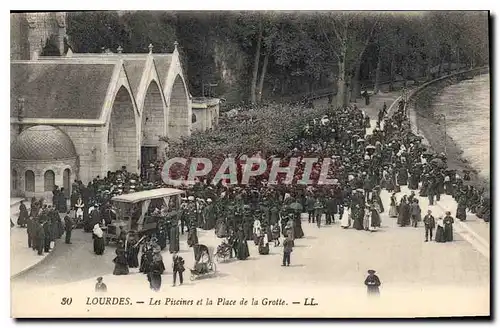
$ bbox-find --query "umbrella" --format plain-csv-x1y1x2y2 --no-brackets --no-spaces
365,145,376,150
288,202,303,212
438,152,447,160
357,138,365,143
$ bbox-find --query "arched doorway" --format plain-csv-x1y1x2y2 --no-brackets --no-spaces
107,86,138,173
11,169,18,191
44,170,55,192
141,81,166,175
25,170,35,193
63,168,71,197
168,74,190,140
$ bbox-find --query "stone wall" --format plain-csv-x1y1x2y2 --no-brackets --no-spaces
11,13,66,60
142,83,166,146
108,89,139,173
192,108,206,131
11,157,77,200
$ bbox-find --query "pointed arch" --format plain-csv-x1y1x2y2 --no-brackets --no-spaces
106,86,138,173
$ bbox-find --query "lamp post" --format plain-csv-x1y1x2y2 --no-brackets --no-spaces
438,114,447,155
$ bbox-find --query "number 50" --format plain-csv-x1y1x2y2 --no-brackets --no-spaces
61,297,73,305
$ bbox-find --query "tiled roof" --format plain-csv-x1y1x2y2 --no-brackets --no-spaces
153,55,173,87
123,59,146,98
11,62,116,119
11,125,77,161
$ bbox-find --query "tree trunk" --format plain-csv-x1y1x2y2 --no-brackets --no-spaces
256,51,269,103
389,52,395,91
250,20,263,104
350,63,361,102
374,53,382,94
336,55,347,108
438,56,445,77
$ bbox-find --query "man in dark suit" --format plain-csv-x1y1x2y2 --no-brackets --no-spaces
282,237,293,267
35,219,45,255
423,210,436,242
64,211,74,244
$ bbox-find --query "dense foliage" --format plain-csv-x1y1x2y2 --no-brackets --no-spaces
164,103,329,160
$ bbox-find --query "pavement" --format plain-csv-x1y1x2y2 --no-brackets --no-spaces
10,92,490,317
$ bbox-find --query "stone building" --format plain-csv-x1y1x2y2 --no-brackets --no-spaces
10,13,219,199
11,12,66,60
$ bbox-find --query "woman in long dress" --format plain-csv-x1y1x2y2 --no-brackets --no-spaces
363,207,371,231
340,208,351,229
435,217,446,243
271,224,281,246
92,223,105,255
372,188,384,213
352,205,364,230
75,197,84,222
152,247,165,274
147,260,163,292
258,233,270,255
364,270,381,296
236,227,249,260
17,201,29,227
126,233,140,268
113,246,129,275
398,196,411,227
293,213,304,239
187,224,198,247
456,201,467,222
169,223,180,253
388,193,398,218
370,205,381,231
253,219,262,246
215,217,228,238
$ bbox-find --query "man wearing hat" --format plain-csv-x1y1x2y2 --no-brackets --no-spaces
364,270,381,296
64,210,74,244
95,277,107,292
443,211,454,242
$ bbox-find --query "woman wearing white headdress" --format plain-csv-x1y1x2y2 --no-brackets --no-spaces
253,218,262,246
363,206,371,231
340,206,351,229
75,196,84,221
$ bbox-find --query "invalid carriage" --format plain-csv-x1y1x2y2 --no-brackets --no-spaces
106,188,186,245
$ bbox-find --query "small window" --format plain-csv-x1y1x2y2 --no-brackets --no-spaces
44,170,55,192
25,170,35,192
192,113,197,123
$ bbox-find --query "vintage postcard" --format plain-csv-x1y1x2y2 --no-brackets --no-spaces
10,10,490,318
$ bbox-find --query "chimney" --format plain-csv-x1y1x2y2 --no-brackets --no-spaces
17,97,25,134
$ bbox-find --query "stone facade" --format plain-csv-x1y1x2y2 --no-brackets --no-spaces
11,12,66,60
192,98,220,131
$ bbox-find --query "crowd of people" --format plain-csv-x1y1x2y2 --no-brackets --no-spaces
14,88,490,289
